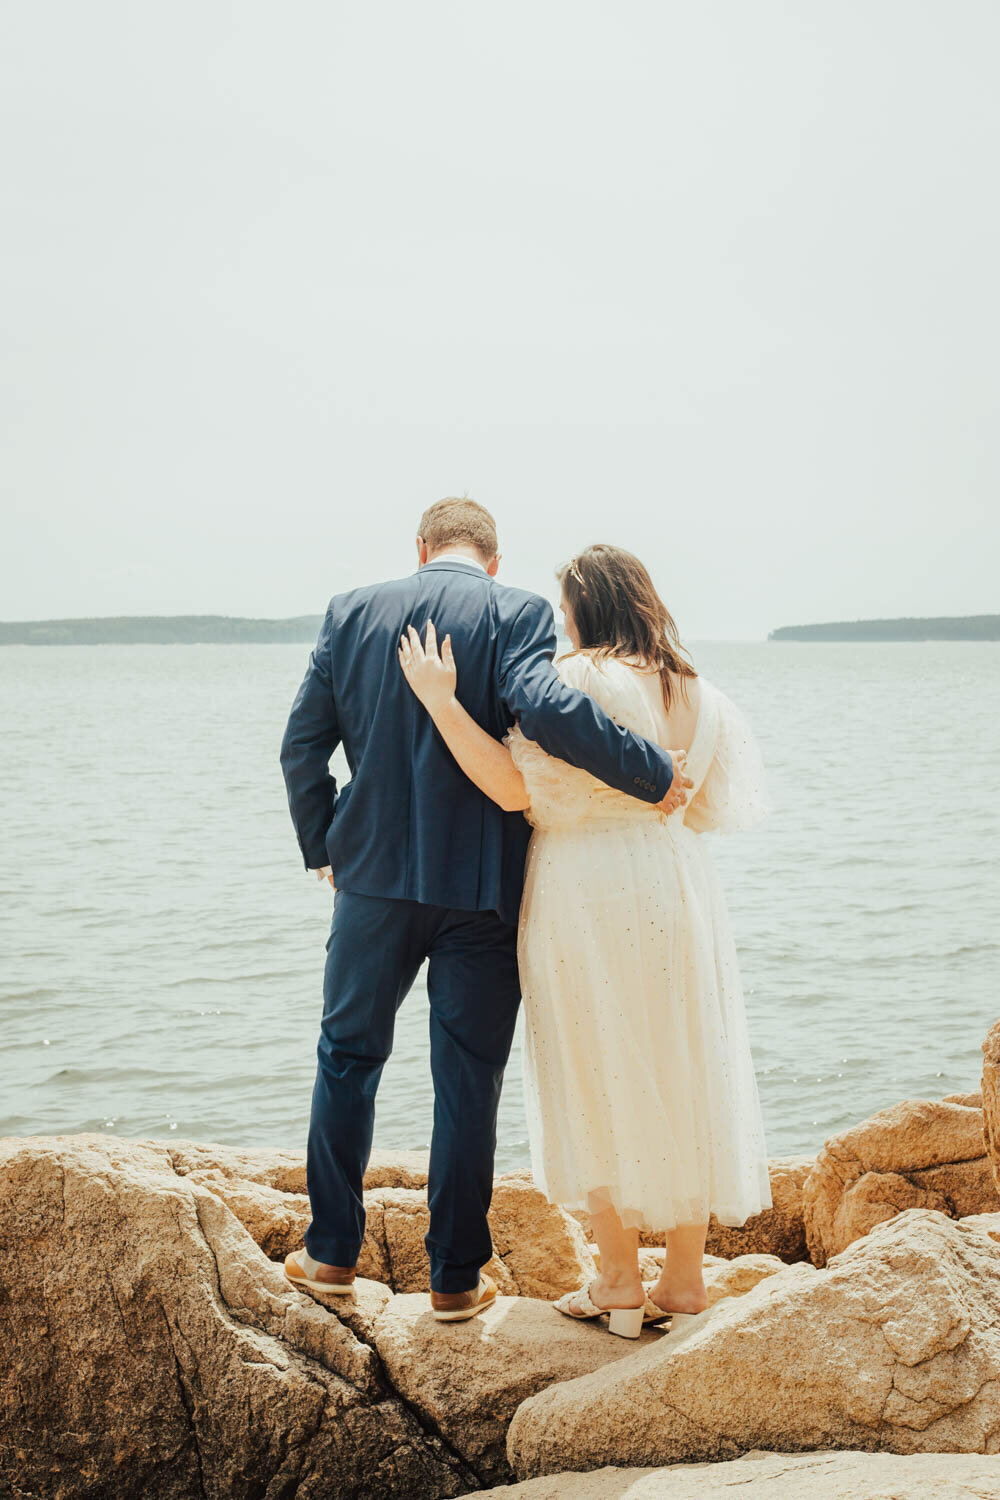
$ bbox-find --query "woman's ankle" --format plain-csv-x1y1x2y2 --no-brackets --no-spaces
659,1269,706,1290
597,1262,641,1288
592,1268,643,1305
649,1274,708,1313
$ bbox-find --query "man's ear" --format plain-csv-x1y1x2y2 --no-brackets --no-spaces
416,536,429,567
486,553,501,578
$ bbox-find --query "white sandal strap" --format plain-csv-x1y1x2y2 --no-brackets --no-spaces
555,1282,603,1318
573,1283,603,1317
643,1293,673,1323
556,1282,653,1322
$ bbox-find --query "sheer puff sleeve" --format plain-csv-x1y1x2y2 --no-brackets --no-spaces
684,686,771,835
504,653,621,830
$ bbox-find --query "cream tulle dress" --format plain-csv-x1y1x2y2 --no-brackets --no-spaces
507,652,772,1232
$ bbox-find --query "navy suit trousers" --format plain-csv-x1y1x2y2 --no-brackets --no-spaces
304,890,521,1292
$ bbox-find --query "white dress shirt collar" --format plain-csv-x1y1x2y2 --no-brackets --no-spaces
426,553,488,573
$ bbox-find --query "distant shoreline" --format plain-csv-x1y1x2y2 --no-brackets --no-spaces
769,615,999,643
0,614,325,645
1,612,997,646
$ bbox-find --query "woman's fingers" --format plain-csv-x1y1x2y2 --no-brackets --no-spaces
406,623,424,660
398,621,455,710
400,621,447,675
401,620,443,660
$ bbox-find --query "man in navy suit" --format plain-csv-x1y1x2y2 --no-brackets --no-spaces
280,498,689,1320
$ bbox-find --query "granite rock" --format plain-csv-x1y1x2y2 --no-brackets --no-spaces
508,1208,1000,1477
0,1135,471,1499
481,1450,1000,1498
802,1095,997,1265
982,1021,1000,1196
370,1292,663,1486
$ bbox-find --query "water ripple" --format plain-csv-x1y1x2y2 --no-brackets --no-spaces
1,639,998,1167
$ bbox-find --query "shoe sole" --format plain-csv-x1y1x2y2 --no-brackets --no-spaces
644,1310,673,1328
284,1270,356,1296
661,1310,703,1331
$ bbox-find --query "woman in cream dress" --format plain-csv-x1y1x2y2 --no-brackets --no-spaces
399,544,771,1338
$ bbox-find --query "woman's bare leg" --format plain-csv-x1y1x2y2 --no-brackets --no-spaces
575,1202,643,1310
648,1222,710,1314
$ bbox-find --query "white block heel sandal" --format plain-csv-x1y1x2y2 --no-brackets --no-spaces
606,1304,646,1339
553,1282,649,1340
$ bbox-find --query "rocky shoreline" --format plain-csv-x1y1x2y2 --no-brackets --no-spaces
3,1018,1000,1498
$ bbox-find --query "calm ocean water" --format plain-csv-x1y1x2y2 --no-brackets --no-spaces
1,641,998,1169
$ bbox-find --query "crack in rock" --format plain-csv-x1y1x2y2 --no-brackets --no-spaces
159,1300,208,1500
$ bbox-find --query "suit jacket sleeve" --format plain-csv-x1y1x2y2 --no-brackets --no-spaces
280,605,341,869
497,596,674,802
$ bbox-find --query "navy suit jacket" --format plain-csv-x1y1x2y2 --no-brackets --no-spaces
280,559,675,925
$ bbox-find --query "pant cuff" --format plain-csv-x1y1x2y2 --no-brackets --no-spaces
304,1230,362,1268
429,1258,487,1295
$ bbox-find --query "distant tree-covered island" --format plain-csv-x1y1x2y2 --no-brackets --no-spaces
5,611,998,646
769,615,1000,642
0,615,325,645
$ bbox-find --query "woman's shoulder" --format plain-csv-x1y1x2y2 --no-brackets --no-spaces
689,676,746,713
556,648,641,678
555,649,642,694
555,647,600,682
695,677,748,719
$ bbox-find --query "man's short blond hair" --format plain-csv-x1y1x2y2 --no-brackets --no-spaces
418,497,498,561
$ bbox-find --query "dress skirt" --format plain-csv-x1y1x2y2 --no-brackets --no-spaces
517,815,772,1231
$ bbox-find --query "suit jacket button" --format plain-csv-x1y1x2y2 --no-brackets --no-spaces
633,776,641,785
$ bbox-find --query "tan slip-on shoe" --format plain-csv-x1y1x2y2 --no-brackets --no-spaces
284,1249,356,1296
430,1273,497,1323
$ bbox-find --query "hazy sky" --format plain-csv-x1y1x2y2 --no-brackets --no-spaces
1,2,997,638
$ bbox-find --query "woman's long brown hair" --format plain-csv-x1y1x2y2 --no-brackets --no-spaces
557,544,697,712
